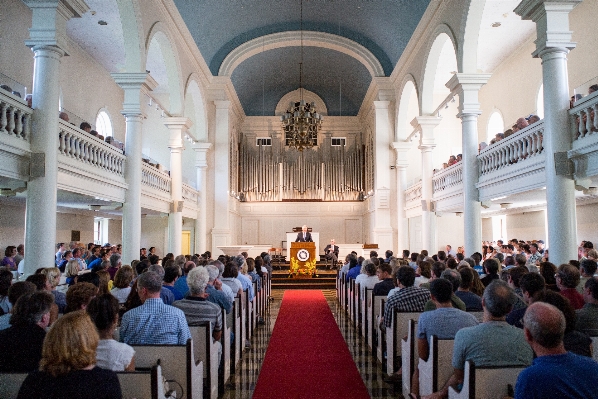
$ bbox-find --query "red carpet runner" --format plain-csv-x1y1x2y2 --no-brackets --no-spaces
252,290,370,399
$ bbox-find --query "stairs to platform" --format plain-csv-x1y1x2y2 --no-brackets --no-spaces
270,263,338,290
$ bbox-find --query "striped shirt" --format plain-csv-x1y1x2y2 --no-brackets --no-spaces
119,298,191,345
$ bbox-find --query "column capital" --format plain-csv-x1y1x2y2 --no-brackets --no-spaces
214,100,231,110
391,141,412,168
514,0,581,56
193,142,212,168
164,117,193,150
23,0,89,54
373,100,391,109
112,72,155,115
447,73,491,117
412,116,441,149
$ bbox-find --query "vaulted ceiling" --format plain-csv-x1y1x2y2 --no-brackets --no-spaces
173,0,431,116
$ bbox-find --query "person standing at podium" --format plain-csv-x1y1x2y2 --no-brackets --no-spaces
295,225,313,242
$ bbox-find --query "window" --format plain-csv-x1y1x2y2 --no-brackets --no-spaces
487,111,504,143
93,217,109,245
331,138,346,146
256,137,272,146
96,110,113,137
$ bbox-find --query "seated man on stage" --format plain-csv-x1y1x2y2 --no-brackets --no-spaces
324,239,339,269
295,225,313,242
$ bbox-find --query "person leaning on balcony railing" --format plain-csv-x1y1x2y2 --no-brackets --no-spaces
80,122,91,133
58,111,69,122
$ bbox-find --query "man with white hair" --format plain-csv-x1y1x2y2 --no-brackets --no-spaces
173,267,222,362
206,265,232,314
209,260,234,303
233,255,254,302
295,225,313,242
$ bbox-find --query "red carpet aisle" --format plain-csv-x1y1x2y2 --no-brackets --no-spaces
252,290,370,399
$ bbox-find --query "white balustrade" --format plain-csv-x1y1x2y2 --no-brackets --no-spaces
570,91,598,141
0,90,31,141
432,162,463,193
477,121,544,176
182,183,199,203
405,181,423,204
142,163,171,193
58,120,125,177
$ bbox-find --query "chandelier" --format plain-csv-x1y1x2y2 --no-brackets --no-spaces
280,0,323,151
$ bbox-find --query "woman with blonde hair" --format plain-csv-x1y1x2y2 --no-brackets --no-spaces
17,311,122,398
41,267,66,313
65,259,80,286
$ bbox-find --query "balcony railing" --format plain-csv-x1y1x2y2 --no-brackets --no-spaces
478,121,544,176
433,162,463,194
182,183,198,203
570,91,598,141
0,90,31,142
142,163,171,194
405,181,423,204
58,120,125,177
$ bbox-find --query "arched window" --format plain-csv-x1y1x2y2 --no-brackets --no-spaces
487,111,504,143
95,110,113,137
536,84,544,119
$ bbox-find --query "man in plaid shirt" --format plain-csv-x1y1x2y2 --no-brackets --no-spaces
382,266,430,328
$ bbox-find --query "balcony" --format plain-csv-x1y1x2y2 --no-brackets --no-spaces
432,162,463,212
569,91,598,181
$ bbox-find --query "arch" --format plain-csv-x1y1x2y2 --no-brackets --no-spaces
95,109,113,137
420,26,459,115
145,22,184,116
395,75,420,141
219,31,385,78
117,0,146,72
486,110,504,143
275,89,328,117
458,0,486,73
184,74,208,141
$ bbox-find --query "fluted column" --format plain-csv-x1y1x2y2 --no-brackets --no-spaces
447,74,491,257
391,142,411,253
516,0,581,266
23,0,87,274
211,101,232,256
193,143,211,254
413,116,442,253
164,117,193,256
112,73,153,265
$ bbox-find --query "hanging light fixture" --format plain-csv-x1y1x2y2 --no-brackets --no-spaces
281,0,323,151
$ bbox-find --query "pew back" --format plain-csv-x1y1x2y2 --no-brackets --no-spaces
387,310,422,375
401,318,417,398
448,360,524,399
419,337,454,395
0,372,27,398
189,323,219,399
117,362,166,399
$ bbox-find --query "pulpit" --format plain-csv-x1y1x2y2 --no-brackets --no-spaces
289,242,317,278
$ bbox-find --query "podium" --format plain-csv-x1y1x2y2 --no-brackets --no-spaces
289,242,317,278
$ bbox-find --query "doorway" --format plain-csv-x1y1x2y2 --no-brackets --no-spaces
181,231,191,256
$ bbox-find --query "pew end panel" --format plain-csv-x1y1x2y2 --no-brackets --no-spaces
448,360,524,399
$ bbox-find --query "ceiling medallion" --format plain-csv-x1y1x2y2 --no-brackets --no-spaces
280,0,323,152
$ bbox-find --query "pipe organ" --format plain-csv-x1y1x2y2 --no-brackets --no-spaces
234,134,374,202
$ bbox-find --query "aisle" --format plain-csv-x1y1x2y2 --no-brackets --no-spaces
252,290,370,399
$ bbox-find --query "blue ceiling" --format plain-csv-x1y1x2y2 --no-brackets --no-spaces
173,0,430,116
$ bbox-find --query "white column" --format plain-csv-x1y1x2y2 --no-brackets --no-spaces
371,100,394,252
391,142,411,253
193,143,211,254
516,0,581,266
22,0,87,274
164,117,192,256
447,74,491,257
414,116,442,253
112,73,152,265
211,100,232,255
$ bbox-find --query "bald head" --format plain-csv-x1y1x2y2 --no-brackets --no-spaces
524,302,565,349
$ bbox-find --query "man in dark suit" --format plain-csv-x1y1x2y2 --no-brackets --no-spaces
295,225,313,242
324,239,339,269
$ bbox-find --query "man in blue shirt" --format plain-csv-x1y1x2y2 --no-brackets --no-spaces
516,302,598,399
119,271,190,345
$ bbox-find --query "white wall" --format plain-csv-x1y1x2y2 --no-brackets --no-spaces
506,210,546,242
436,213,464,252
140,217,168,257
576,203,598,245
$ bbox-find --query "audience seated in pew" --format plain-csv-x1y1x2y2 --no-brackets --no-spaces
0,281,36,331
205,264,232,314
87,294,135,371
421,280,533,399
16,311,123,399
373,263,395,297
514,302,598,399
221,262,244,299
355,260,379,293
174,260,196,297
211,259,235,304
576,276,598,336
0,291,53,372
455,268,482,311
119,271,191,345
423,269,465,311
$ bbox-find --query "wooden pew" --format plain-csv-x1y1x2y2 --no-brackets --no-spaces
355,282,362,332
240,290,247,351
402,318,418,398
348,279,355,322
367,294,386,350
361,287,372,341
376,297,387,363
336,270,341,303
591,336,598,362
189,323,219,399
245,289,253,342
448,360,525,399
132,338,203,399
230,294,242,373
117,362,168,399
219,307,231,393
386,310,422,376
0,372,27,398
419,336,454,396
